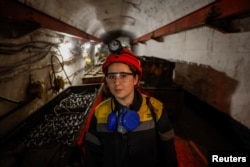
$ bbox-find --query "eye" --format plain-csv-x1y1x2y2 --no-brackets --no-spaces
107,74,115,80
119,74,128,79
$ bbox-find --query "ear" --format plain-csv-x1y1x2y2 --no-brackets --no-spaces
104,77,109,86
133,75,139,85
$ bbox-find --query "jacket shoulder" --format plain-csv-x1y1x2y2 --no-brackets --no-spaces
142,94,163,108
141,94,164,119
95,98,112,119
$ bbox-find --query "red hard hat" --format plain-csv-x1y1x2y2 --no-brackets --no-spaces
102,48,142,78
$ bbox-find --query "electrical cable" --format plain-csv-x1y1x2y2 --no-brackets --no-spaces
0,41,72,86
0,42,56,81
0,96,24,104
0,41,57,54
0,50,51,80
50,54,72,88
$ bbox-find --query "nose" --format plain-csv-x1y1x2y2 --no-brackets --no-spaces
114,76,121,85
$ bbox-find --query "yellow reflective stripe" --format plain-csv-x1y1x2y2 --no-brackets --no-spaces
137,107,153,122
95,98,112,123
144,95,163,120
95,95,164,124
159,129,175,141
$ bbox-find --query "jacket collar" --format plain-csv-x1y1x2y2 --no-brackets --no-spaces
112,89,142,112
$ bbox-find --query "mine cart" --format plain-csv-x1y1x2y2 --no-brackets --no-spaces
0,83,104,167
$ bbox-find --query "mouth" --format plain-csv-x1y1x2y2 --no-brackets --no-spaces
114,88,123,93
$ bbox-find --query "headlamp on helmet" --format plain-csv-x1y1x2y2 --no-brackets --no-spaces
103,39,142,79
108,39,123,55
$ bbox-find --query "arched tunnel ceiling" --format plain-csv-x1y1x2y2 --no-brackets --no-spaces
16,0,214,41
1,0,250,43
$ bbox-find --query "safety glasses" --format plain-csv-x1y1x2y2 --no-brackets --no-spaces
106,72,134,83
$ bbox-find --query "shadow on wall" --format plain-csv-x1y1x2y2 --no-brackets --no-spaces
174,62,238,115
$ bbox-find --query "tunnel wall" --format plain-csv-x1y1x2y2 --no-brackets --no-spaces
136,27,250,129
0,29,91,137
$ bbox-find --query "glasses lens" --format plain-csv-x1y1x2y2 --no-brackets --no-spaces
107,72,133,83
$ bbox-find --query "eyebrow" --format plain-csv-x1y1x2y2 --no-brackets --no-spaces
107,72,133,75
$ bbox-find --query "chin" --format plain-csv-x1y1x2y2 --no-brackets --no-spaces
114,93,125,99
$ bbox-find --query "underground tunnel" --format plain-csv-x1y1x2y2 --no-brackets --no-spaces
0,0,250,166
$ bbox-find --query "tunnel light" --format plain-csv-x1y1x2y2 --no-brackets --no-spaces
85,56,92,66
83,42,91,49
59,42,74,61
95,43,102,49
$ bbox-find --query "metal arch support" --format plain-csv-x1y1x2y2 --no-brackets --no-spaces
132,0,250,44
0,0,102,42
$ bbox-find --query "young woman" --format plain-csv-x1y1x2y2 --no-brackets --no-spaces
84,41,178,167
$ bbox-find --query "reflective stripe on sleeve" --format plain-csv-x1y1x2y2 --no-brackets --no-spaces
159,129,175,141
96,123,109,132
85,132,101,146
134,120,155,132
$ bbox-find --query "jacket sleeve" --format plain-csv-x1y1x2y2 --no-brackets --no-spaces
83,115,103,167
157,107,178,167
